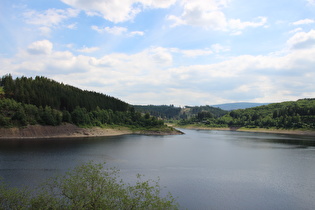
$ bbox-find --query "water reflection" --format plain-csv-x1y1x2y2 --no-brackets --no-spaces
0,130,315,210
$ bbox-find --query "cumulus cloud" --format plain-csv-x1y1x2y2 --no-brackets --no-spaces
144,47,173,66
292,18,315,25
167,0,267,33
167,0,228,30
3,30,315,105
27,40,53,55
287,30,315,50
61,0,176,23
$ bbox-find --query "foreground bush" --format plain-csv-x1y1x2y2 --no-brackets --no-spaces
0,162,179,209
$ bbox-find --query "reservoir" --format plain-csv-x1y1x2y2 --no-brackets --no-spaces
1,129,315,209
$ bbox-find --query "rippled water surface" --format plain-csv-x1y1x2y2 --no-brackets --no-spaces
1,129,315,209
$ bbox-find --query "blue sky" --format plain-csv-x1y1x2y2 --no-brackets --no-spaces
1,0,315,106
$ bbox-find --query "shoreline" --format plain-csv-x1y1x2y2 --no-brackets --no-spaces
0,124,132,140
0,123,183,140
175,125,315,136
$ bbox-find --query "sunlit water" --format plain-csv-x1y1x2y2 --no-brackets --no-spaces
1,129,315,209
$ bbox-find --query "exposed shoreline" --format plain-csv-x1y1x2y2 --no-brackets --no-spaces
0,123,183,140
175,125,315,136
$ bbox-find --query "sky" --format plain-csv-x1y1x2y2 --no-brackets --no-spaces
1,0,315,106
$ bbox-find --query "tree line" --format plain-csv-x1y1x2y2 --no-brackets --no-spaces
134,105,227,120
134,105,182,119
0,75,163,128
179,99,315,129
1,74,128,112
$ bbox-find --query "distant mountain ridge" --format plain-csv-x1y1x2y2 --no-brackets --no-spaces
211,102,270,111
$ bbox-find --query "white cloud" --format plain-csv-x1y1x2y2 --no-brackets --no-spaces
61,0,140,23
289,28,303,34
145,47,173,66
27,40,53,55
229,16,267,30
287,30,315,50
167,0,267,33
292,18,315,25
23,8,79,27
77,46,100,53
140,0,177,8
22,8,79,36
66,23,78,29
91,25,144,36
104,26,128,35
129,31,145,36
167,0,228,30
3,30,315,105
61,0,176,23
170,48,213,57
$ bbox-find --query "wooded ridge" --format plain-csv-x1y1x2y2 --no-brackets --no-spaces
0,75,164,129
178,99,315,130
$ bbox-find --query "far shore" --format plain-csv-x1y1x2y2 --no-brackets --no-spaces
0,123,183,140
174,125,315,136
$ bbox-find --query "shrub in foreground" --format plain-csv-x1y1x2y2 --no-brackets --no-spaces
0,162,179,209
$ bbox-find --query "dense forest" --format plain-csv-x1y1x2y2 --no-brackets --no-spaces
1,74,128,112
211,102,270,111
0,75,163,128
179,99,315,129
134,105,227,120
134,105,182,119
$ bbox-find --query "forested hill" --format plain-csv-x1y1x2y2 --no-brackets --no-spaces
134,105,182,119
1,74,128,112
134,105,228,120
211,102,270,111
0,75,164,128
179,99,315,129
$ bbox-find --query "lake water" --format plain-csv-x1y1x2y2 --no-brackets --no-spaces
1,129,315,209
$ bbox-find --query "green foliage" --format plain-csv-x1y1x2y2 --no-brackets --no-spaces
0,98,63,127
134,105,182,119
0,179,31,209
0,75,166,129
178,99,315,130
0,162,179,209
134,104,227,120
184,105,227,118
0,97,164,129
0,86,4,95
1,74,129,112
